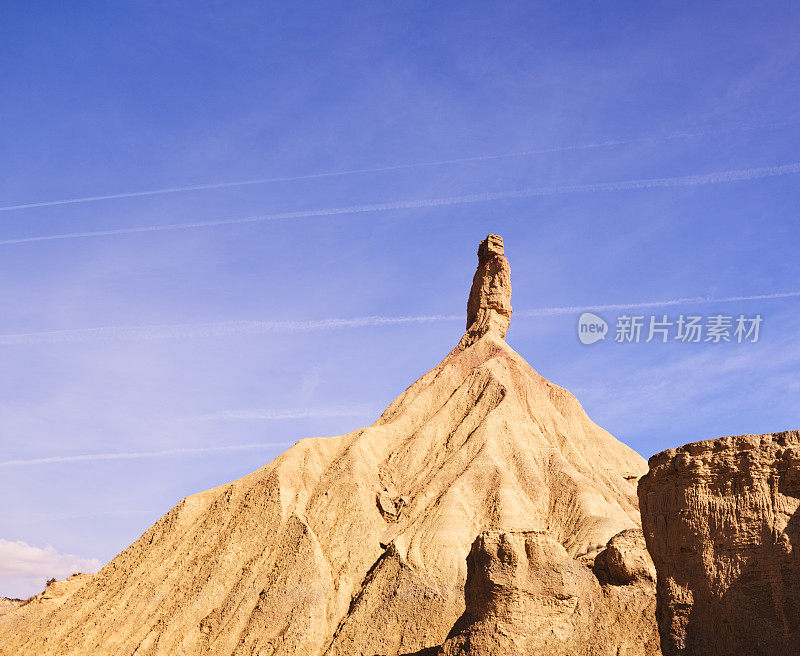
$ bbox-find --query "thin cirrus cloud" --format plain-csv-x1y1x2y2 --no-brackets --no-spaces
1,161,799,247
0,291,798,346
570,337,800,433
0,120,789,214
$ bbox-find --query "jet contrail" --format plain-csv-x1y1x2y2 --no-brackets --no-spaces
2,161,800,247
0,442,294,467
1,119,793,213
1,291,796,346
0,315,461,345
0,140,640,213
518,291,800,316
193,404,380,421
22,509,160,522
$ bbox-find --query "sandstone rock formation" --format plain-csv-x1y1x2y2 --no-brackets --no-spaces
0,235,649,656
436,528,659,656
461,234,512,347
639,430,800,656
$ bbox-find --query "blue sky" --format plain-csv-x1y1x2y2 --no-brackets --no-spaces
1,1,799,597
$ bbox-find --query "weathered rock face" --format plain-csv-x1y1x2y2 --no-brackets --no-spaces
639,430,800,656
436,528,659,656
0,235,649,656
461,234,512,346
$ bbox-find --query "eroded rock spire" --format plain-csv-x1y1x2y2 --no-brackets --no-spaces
461,234,512,346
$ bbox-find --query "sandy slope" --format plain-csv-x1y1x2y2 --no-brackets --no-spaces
0,599,22,618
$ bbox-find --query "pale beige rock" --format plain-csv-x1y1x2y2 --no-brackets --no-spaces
639,430,800,656
436,528,659,656
0,235,648,656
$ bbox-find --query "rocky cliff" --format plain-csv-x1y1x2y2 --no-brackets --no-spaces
639,430,800,656
0,235,649,656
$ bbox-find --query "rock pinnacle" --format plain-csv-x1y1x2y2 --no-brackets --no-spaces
462,234,512,346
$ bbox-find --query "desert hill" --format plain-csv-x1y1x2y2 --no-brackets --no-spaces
0,235,648,656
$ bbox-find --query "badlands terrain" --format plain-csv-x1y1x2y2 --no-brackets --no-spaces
1,235,796,655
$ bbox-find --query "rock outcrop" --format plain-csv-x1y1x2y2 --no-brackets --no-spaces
460,234,512,347
0,235,649,656
436,528,659,655
639,430,800,656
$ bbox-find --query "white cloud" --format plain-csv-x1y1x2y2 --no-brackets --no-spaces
0,538,102,599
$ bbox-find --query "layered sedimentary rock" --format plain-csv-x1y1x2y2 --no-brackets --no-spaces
639,430,800,656
0,235,649,656
436,528,659,656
